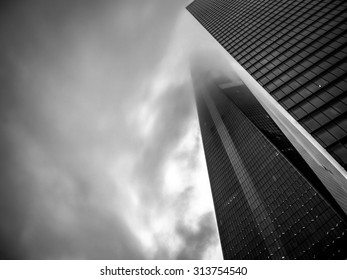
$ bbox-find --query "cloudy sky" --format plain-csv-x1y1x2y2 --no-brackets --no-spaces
0,0,236,259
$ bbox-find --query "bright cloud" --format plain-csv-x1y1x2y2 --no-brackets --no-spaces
0,0,224,260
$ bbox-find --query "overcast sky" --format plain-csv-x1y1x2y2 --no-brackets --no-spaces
0,0,236,259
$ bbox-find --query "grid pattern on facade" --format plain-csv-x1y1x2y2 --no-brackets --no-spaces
221,84,347,220
193,72,347,259
195,93,269,259
187,0,347,170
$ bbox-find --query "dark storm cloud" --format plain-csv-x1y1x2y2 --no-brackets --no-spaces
0,0,221,259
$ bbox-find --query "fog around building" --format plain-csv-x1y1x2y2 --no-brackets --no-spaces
0,0,239,259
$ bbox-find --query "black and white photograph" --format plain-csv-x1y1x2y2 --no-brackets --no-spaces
1,0,346,272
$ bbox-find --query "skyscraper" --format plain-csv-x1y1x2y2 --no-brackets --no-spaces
187,0,347,259
191,63,347,259
187,0,347,215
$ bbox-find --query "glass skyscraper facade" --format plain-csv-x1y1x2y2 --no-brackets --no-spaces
191,67,347,259
187,0,347,170
187,0,347,259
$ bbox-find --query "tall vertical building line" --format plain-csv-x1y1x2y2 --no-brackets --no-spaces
191,65,347,259
201,78,287,258
187,0,347,216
